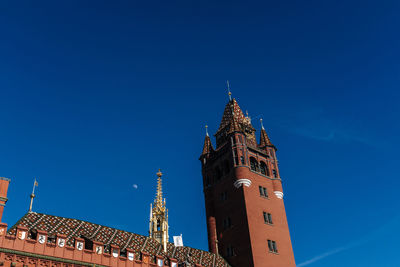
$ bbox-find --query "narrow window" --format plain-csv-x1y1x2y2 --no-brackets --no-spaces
273,169,278,178
220,191,228,201
233,149,239,165
259,186,268,198
263,187,268,198
268,240,278,253
263,212,273,224
260,162,267,175
240,156,245,164
223,217,232,230
250,157,259,172
226,245,235,257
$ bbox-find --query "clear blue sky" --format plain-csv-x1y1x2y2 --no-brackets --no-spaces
1,1,399,266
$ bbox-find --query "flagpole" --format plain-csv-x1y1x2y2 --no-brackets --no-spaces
29,178,38,212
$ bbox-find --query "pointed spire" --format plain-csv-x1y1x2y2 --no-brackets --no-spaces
149,169,169,251
202,125,214,155
259,118,273,147
155,169,164,208
217,98,252,134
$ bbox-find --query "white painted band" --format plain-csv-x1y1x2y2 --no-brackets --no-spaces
274,191,284,199
234,179,252,188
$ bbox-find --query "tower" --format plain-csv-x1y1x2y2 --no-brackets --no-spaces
149,169,169,252
199,97,296,267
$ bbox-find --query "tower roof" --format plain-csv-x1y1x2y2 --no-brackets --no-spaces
259,127,274,147
216,99,253,135
201,135,214,155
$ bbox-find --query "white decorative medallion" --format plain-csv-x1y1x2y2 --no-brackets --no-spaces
38,234,46,244
128,252,134,261
234,179,252,188
18,231,26,240
58,238,66,247
274,191,284,199
112,248,119,258
157,259,163,266
171,263,177,267
76,241,84,251
96,246,103,255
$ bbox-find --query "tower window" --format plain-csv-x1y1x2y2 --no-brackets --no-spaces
220,191,228,202
260,161,269,176
263,212,273,224
223,217,232,230
272,169,278,178
226,245,235,257
259,186,268,198
250,157,259,172
240,156,245,165
233,149,239,166
268,240,278,253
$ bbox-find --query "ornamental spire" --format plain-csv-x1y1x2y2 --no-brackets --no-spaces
202,125,214,155
149,169,169,252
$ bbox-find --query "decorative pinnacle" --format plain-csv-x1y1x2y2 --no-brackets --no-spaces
205,125,209,136
260,118,265,130
155,169,164,208
227,80,232,101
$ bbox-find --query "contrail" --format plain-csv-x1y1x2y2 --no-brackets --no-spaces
296,216,399,267
296,244,355,267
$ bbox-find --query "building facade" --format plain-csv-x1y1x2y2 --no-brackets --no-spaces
0,175,230,267
200,98,296,267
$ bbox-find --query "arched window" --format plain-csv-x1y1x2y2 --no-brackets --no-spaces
250,157,259,172
260,161,269,176
260,161,266,175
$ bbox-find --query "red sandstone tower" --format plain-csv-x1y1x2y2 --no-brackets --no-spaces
200,97,296,267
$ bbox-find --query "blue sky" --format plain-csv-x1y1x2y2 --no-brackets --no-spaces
1,1,399,266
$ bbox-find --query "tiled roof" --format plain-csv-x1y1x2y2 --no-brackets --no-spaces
201,135,214,155
8,212,230,267
259,128,274,148
216,99,254,135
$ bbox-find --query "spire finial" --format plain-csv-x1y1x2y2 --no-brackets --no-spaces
29,178,38,212
227,80,232,101
260,118,265,130
205,125,209,136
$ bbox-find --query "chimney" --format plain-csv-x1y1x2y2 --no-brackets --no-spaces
0,177,11,222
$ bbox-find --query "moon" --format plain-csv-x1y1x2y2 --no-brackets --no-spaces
132,184,138,189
